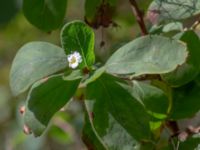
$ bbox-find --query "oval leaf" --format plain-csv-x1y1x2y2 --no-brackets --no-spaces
85,74,151,149
106,35,188,76
23,0,67,31
61,21,95,68
162,31,200,87
24,74,80,136
10,42,68,96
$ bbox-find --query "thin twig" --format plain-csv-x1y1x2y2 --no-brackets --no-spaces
129,0,148,35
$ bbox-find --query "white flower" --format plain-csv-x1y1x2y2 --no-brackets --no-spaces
67,51,82,69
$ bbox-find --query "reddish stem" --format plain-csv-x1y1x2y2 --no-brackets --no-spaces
129,0,148,35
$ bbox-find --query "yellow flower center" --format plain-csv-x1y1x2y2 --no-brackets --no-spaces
70,56,77,64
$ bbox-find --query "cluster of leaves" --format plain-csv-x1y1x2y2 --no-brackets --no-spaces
10,0,200,149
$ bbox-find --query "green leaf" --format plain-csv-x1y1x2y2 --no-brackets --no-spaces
61,21,95,68
85,74,151,149
63,69,83,81
24,74,80,136
10,42,68,96
149,25,164,34
170,81,200,120
121,81,168,137
162,22,183,33
23,0,67,31
162,30,200,87
106,35,188,76
148,0,200,24
82,113,106,150
49,125,72,144
149,22,183,35
83,66,105,85
162,63,198,87
131,81,169,116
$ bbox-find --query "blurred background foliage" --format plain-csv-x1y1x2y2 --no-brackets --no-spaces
0,0,152,149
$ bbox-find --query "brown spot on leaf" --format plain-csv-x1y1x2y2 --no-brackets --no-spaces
19,106,25,115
